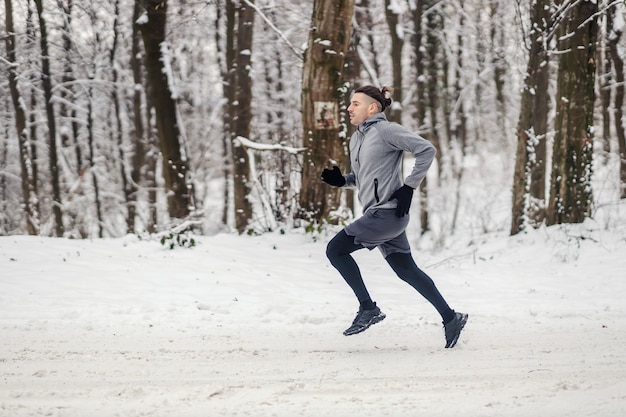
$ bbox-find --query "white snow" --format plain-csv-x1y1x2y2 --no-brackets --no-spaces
1,210,626,416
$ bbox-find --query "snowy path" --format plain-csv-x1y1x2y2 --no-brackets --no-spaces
1,229,625,416
2,319,625,417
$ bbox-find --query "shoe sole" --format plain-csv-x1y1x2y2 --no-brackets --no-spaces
343,313,386,336
445,313,468,348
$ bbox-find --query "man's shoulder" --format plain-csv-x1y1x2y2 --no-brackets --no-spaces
370,119,413,138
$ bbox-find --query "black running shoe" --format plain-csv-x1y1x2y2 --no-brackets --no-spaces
444,312,468,348
343,305,386,336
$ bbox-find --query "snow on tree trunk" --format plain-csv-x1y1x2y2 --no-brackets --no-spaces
299,0,354,223
607,2,626,199
547,0,598,226
138,0,194,220
34,0,64,237
231,0,255,234
5,0,38,235
511,0,552,235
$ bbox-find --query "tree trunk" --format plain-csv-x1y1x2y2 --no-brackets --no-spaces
413,0,443,234
510,0,552,235
34,0,64,237
299,0,355,223
86,86,104,238
384,0,403,123
110,0,132,233
231,0,255,233
57,0,82,174
547,0,598,225
26,1,41,214
490,1,507,127
450,0,468,235
607,3,626,199
128,0,146,233
216,0,235,227
300,0,354,222
412,0,428,233
138,0,194,220
425,4,443,168
5,0,38,234
600,7,613,157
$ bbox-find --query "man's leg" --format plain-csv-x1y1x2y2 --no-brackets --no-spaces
385,251,455,324
326,230,385,335
326,230,371,303
386,251,468,348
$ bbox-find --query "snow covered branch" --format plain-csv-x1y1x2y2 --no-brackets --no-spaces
234,136,305,155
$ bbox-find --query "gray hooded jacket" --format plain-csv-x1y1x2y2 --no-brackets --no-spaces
343,112,436,213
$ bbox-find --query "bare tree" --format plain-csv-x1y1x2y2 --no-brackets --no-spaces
547,0,598,225
137,0,194,220
231,0,255,233
511,0,553,235
599,1,613,157
450,0,468,235
384,0,403,123
216,0,235,227
490,1,507,128
34,0,64,236
606,2,626,198
127,0,146,232
57,0,82,173
299,0,355,223
411,0,444,234
109,0,134,233
5,0,38,234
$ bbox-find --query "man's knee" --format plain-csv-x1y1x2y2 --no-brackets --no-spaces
325,240,336,260
326,230,352,260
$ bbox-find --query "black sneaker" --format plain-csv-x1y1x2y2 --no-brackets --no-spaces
343,305,386,336
444,312,468,348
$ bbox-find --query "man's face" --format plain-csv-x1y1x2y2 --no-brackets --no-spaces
347,92,377,126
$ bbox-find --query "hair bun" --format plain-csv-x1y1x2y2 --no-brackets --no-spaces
381,86,393,110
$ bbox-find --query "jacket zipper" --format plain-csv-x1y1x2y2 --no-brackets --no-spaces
374,178,380,203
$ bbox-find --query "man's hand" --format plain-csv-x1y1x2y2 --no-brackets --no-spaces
321,166,346,187
389,184,414,217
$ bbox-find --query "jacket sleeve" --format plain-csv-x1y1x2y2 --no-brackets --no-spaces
384,124,436,189
344,172,357,188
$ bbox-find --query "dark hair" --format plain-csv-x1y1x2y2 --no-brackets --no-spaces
354,85,393,112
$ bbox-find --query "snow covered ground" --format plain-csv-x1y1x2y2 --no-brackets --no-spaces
1,212,626,417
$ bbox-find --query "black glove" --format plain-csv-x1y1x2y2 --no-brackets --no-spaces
321,166,346,187
389,184,414,217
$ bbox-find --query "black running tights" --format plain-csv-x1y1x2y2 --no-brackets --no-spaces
326,230,454,323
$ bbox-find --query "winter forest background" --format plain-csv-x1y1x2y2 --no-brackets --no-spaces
2,0,625,243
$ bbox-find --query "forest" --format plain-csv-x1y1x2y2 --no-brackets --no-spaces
1,0,625,242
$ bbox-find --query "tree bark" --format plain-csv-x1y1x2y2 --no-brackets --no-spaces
450,0,468,235
607,3,626,199
231,0,255,233
34,0,64,236
5,0,38,234
216,0,235,227
110,0,132,233
86,86,104,238
384,0,403,123
129,0,146,233
412,0,428,233
510,0,552,235
138,0,194,220
600,7,613,157
547,0,598,225
299,0,355,223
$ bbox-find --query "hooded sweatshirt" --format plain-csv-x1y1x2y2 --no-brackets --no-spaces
343,112,436,213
